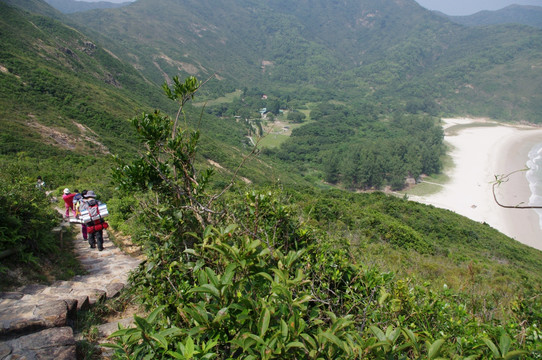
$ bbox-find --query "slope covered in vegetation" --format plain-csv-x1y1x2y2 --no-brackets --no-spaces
1,1,542,357
102,78,542,358
67,0,542,123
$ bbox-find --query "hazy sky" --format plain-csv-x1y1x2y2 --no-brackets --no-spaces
415,0,542,15
80,0,542,15
81,0,135,3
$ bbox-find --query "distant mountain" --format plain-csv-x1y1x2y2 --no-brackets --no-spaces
43,0,132,14
67,0,542,123
444,5,542,29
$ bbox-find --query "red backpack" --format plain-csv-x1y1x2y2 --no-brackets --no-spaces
86,201,109,233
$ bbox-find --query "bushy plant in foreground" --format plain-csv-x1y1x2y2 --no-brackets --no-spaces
106,76,541,359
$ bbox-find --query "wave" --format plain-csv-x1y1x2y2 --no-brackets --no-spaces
526,143,542,228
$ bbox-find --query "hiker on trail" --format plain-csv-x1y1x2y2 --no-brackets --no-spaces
74,190,88,241
36,176,45,190
79,190,108,251
62,188,76,218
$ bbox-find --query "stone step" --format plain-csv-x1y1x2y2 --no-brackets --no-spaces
0,326,75,359
0,300,71,337
49,280,124,300
0,216,143,353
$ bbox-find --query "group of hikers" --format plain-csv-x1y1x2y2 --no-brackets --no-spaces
62,188,108,251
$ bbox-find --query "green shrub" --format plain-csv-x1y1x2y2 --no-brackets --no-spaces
0,160,58,263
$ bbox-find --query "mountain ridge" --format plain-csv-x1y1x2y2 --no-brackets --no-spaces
43,0,132,14
443,4,542,29
64,0,542,122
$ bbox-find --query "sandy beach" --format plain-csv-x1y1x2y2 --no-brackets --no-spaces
410,118,542,251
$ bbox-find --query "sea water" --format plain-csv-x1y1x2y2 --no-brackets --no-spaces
526,143,542,228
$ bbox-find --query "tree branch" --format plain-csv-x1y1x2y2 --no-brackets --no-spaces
492,168,542,209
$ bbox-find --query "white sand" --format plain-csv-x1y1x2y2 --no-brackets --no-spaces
410,118,542,251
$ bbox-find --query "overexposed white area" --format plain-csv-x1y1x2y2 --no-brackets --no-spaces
411,118,542,250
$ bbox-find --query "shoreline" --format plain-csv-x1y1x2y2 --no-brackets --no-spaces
410,118,542,251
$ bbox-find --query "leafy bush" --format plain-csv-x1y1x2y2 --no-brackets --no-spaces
106,76,542,359
0,160,59,264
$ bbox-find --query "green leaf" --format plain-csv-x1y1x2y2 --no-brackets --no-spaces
299,334,317,351
259,248,271,257
205,268,220,288
319,331,344,348
224,224,237,235
151,333,168,349
281,319,289,339
386,326,400,343
108,328,140,339
165,351,185,359
201,353,217,360
427,339,444,359
257,272,274,283
159,327,183,338
378,289,390,306
483,338,501,358
189,284,220,298
203,225,214,239
499,332,511,356
286,341,306,350
184,336,195,358
248,239,261,251
221,263,237,286
134,315,151,332
292,294,312,306
148,306,166,323
247,333,266,346
259,308,271,338
213,307,229,323
503,350,529,360
370,326,387,342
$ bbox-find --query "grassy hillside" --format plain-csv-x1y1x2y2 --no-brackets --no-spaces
0,1,305,190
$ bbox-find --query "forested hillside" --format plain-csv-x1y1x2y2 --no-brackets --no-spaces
65,0,542,123
2,1,542,357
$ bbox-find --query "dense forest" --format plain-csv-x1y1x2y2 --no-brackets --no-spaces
275,104,444,190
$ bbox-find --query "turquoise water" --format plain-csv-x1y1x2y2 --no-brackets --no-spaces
526,143,542,228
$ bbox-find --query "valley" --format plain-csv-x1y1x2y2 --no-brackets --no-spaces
1,0,542,358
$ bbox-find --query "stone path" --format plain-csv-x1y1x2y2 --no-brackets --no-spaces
0,218,142,359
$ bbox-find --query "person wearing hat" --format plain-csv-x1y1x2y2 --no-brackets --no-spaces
79,190,106,251
62,188,76,218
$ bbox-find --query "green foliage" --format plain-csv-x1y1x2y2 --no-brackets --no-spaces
106,76,542,359
0,159,59,261
287,110,306,123
277,104,444,190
